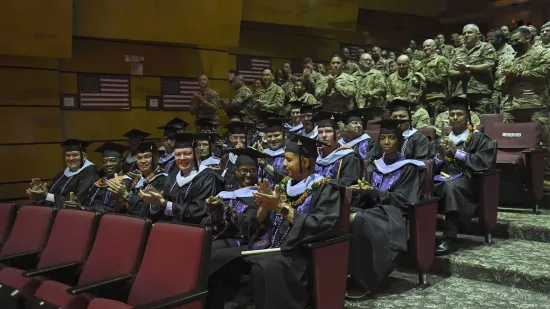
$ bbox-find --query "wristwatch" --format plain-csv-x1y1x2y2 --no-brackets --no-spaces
466,64,471,71
279,205,290,216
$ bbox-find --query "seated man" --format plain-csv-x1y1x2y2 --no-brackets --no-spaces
140,133,224,224
208,133,341,309
157,117,189,174
205,148,268,250
196,133,222,173
431,97,495,255
284,100,304,134
338,107,382,160
389,98,431,159
346,119,426,298
221,121,252,189
258,116,288,187
314,111,363,186
122,129,151,174
300,103,318,139
68,142,132,214
26,139,97,208
434,109,481,136
195,118,223,158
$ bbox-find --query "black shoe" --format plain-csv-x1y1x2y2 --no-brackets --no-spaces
435,239,457,256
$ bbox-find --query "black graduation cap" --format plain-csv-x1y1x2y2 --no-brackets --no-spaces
312,110,346,129
444,96,472,111
224,121,253,135
300,103,318,114
136,141,158,154
123,129,151,140
194,118,217,131
284,131,328,173
94,142,128,158
388,98,417,113
224,147,269,166
353,107,385,127
157,117,189,137
194,132,219,143
171,133,198,149
372,119,409,136
288,100,303,110
263,112,290,133
60,139,92,152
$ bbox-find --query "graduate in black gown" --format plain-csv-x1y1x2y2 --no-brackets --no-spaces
207,133,341,309
205,148,268,250
121,129,151,174
196,133,222,173
257,115,288,187
388,98,431,160
196,118,223,158
221,121,252,189
338,107,382,160
26,139,98,209
300,104,318,139
65,142,132,214
314,110,363,186
157,117,189,174
345,119,426,298
283,100,304,135
120,142,167,218
430,97,495,255
140,133,224,224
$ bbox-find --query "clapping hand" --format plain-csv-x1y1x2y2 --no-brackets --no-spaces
26,178,48,201
127,170,141,179
107,177,129,198
327,75,335,89
303,68,310,80
138,187,165,206
253,179,281,212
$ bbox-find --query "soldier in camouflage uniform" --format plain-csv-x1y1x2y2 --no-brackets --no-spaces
539,22,550,48
341,48,360,75
315,54,357,112
409,40,425,61
417,39,449,117
289,78,318,107
221,75,255,123
276,69,294,100
449,24,496,114
405,88,431,129
190,74,221,126
437,34,454,60
386,55,417,102
254,68,287,118
499,27,550,187
372,46,388,74
405,48,421,72
302,57,323,95
434,110,481,136
353,53,386,108
488,29,516,109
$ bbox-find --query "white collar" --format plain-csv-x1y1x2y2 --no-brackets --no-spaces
158,152,174,164
125,154,137,164
316,147,355,166
303,126,318,139
228,152,238,164
402,127,417,140
338,133,370,147
289,123,303,132
263,148,285,157
286,174,326,197
217,187,257,199
374,155,425,174
176,165,207,187
64,160,95,177
200,156,220,167
448,128,478,145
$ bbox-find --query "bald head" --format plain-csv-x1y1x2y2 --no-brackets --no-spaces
396,55,410,76
397,55,410,63
231,75,244,89
423,39,437,57
358,53,373,71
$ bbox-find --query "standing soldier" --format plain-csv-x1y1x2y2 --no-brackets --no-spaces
190,74,221,126
315,54,357,112
221,75,255,123
341,47,360,75
417,39,449,117
353,53,386,108
253,68,287,118
386,55,416,102
437,34,454,60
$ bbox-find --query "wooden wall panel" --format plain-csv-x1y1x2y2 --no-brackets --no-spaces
0,68,60,106
0,55,58,70
0,0,72,58
358,0,441,17
0,108,62,144
0,144,63,183
73,0,242,47
131,76,161,108
0,183,32,201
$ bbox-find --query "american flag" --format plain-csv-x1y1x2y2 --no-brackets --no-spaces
161,78,200,110
78,75,130,109
237,56,271,83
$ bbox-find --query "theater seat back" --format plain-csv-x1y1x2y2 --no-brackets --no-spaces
0,203,17,248
77,215,150,287
493,122,541,150
36,209,99,269
0,206,56,258
417,128,436,142
127,223,211,307
480,114,504,140
420,160,433,200
366,120,380,131
365,129,379,143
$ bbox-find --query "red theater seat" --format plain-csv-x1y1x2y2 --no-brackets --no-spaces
0,203,17,251
26,214,151,309
86,222,211,309
473,140,500,243
417,127,436,142
480,114,504,139
0,209,99,308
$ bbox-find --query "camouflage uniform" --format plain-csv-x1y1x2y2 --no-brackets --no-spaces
290,92,318,107
449,41,496,114
386,70,415,102
499,44,550,179
374,59,388,75
280,80,294,100
190,88,221,125
493,44,516,107
315,72,357,112
417,53,449,116
434,110,481,136
352,68,386,108
342,61,360,75
412,106,431,129
413,49,425,61
253,82,287,117
224,85,255,123
442,44,454,60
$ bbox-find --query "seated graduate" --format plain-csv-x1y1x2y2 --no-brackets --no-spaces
314,110,364,186
140,133,224,224
196,133,223,173
221,120,252,189
208,133,341,309
195,118,223,158
257,115,288,187
338,107,382,160
204,148,268,250
388,98,431,160
65,142,132,213
300,103,318,139
430,97,495,255
283,100,304,134
345,119,426,298
122,142,167,217
26,139,98,208
121,129,151,174
157,117,189,174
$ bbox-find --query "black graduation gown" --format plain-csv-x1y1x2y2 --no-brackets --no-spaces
401,130,431,160
208,177,340,309
85,176,132,214
162,167,224,224
261,148,287,187
121,154,138,174
349,158,425,291
339,134,379,161
430,131,494,225
125,172,167,218
221,152,239,189
158,153,176,174
45,162,98,208
315,147,364,187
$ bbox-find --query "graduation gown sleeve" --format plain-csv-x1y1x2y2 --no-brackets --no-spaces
53,165,98,208
337,153,364,187
127,175,166,217
366,165,425,208
431,132,494,176
172,171,224,224
403,132,430,160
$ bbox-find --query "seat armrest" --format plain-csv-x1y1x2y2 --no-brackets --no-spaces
473,170,501,177
522,148,546,154
24,295,60,309
23,261,81,277
0,250,41,262
302,234,353,249
405,197,440,209
132,290,208,309
67,274,133,295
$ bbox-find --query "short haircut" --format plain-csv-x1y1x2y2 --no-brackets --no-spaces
303,57,313,65
331,53,344,61
463,24,480,34
512,27,532,38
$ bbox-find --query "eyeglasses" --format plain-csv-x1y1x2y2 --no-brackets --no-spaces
238,168,258,175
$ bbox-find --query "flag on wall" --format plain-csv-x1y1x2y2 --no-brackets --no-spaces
340,44,365,61
78,75,130,109
237,55,271,83
161,78,200,110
